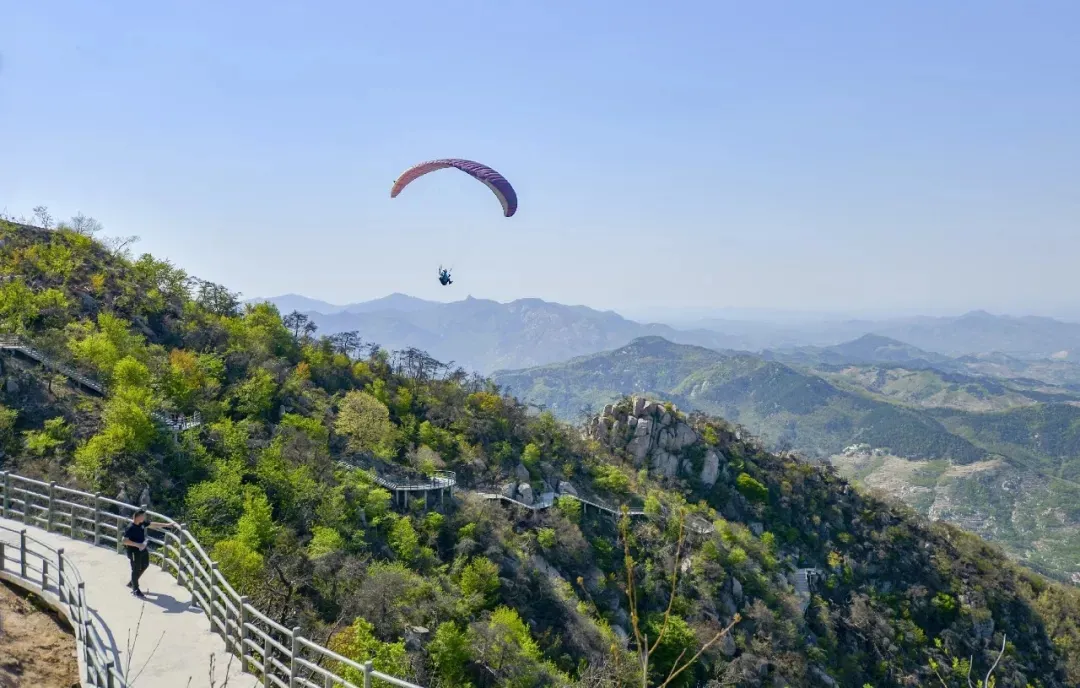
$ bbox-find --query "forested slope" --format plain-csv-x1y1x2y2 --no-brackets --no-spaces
1,219,1079,687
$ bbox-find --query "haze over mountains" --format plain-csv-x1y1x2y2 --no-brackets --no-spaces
254,293,1080,373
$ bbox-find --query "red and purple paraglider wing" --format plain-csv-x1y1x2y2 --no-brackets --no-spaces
390,159,518,217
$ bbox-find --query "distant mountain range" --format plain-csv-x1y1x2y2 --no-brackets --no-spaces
251,293,745,371
491,334,1080,581
252,293,1080,373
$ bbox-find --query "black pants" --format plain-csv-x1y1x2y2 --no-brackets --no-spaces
127,547,150,591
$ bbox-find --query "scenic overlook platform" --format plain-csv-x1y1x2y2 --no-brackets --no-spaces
0,514,255,688
0,472,425,688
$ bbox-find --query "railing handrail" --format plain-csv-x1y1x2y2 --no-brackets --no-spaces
0,520,126,686
0,335,202,431
342,463,457,493
0,470,424,688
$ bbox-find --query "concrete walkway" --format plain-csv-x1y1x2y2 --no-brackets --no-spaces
0,516,258,688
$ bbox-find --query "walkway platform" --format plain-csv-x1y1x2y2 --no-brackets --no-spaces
0,515,257,688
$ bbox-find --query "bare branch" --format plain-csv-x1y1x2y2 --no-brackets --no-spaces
983,634,1006,688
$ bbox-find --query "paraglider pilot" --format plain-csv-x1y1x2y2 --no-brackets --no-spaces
438,267,453,286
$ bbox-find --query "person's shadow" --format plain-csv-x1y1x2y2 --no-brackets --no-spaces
143,591,200,615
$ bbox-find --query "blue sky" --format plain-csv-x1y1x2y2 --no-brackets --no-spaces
2,1,1078,317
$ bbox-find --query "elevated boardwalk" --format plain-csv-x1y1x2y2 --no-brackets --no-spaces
0,515,254,687
370,468,456,511
0,471,424,688
474,488,715,535
793,567,822,613
0,336,201,432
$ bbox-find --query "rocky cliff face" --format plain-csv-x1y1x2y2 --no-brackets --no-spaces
587,396,724,486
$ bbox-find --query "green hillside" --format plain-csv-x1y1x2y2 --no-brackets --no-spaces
3,220,1080,687
494,337,1080,582
496,337,987,462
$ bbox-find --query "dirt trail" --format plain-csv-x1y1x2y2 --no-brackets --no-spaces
0,580,80,688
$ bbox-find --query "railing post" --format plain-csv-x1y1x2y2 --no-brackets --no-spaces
116,513,125,554
263,631,273,688
363,660,373,688
208,562,219,635
79,582,88,646
47,481,56,532
177,523,188,591
289,626,302,687
42,558,48,589
0,542,4,572
19,529,27,578
105,662,115,688
238,596,249,659
93,493,101,545
57,548,65,602
1,471,8,517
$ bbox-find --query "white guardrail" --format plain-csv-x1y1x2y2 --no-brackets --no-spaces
0,515,125,686
0,471,424,688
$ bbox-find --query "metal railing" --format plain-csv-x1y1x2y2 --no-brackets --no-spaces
0,519,126,687
0,336,202,432
369,469,456,492
0,335,106,395
0,471,424,688
475,489,718,535
476,488,647,518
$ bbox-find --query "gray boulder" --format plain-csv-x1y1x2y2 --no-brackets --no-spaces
700,450,720,486
517,483,534,506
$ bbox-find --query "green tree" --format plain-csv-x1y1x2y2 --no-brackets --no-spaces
459,557,500,603
22,417,71,457
735,472,768,502
389,516,419,563
74,357,158,484
232,367,277,419
429,621,473,687
336,390,395,457
212,538,264,595
308,525,345,558
0,279,68,333
0,404,17,452
466,607,546,688
331,617,410,681
68,312,143,377
521,442,541,471
594,464,630,494
236,488,277,553
556,495,582,523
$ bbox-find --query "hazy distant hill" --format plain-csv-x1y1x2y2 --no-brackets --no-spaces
256,295,1080,377
678,310,1080,357
869,310,1080,360
764,334,955,369
255,294,744,371
494,336,987,462
768,333,1080,389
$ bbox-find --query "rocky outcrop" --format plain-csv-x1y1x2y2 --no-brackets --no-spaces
514,463,530,482
588,396,727,483
518,483,535,505
701,450,720,486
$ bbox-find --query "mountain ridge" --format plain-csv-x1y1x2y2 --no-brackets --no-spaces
256,294,1080,373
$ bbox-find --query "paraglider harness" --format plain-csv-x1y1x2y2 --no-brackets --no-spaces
438,267,453,286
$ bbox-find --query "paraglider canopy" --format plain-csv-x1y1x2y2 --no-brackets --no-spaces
391,158,518,217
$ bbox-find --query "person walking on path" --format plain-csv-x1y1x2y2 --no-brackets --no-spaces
122,508,177,598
